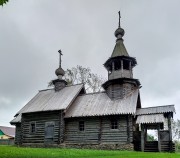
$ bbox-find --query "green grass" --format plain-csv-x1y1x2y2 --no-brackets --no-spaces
0,146,179,158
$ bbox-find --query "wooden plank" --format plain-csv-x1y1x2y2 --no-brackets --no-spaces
98,117,102,144
127,115,130,143
168,113,172,151
141,124,144,152
21,111,61,145
157,124,161,152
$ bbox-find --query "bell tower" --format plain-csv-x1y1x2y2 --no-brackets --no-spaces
102,11,140,99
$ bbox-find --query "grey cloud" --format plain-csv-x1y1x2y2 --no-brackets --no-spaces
0,0,180,126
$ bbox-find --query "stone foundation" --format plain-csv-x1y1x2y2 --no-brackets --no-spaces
21,143,134,151
60,143,134,150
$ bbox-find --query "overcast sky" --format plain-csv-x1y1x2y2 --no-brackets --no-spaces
0,0,180,127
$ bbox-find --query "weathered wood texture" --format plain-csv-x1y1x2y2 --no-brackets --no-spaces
15,123,22,145
64,115,133,144
64,117,99,144
109,69,132,80
21,111,63,145
106,83,135,100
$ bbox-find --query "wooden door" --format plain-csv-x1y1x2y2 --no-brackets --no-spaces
44,122,55,144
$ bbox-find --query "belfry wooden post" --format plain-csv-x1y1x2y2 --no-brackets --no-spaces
168,113,172,151
141,124,144,151
157,124,161,152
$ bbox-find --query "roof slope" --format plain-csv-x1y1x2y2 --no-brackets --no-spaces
136,105,175,115
136,114,165,124
10,114,21,124
65,89,139,118
16,84,84,115
111,40,129,57
0,126,15,137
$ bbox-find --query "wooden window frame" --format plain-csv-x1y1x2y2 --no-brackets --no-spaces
30,121,36,134
111,119,118,130
79,121,85,131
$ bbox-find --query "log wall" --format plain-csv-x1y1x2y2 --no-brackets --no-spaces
106,83,135,100
64,115,133,145
15,123,22,145
21,111,63,145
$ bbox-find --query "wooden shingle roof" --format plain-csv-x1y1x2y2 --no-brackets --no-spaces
136,114,165,124
65,89,139,118
111,40,129,57
16,84,83,115
136,105,175,116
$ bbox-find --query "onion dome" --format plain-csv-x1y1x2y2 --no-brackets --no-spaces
114,27,125,38
55,67,65,76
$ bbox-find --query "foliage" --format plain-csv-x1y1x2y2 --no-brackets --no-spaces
0,146,179,158
0,0,8,6
174,140,180,152
49,65,105,93
147,133,156,141
172,119,180,141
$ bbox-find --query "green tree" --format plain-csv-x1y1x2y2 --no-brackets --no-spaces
172,119,180,141
147,134,156,141
0,0,8,6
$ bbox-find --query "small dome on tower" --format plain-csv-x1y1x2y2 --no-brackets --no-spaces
114,27,125,38
55,67,65,76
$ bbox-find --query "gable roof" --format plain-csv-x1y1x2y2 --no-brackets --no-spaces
16,84,84,115
0,126,15,137
65,89,139,118
136,105,175,116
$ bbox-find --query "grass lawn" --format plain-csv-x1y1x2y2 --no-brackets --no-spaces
0,146,179,158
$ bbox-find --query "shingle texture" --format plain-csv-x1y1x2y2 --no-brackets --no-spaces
136,105,175,115
16,84,83,114
65,89,139,118
111,40,129,57
10,114,21,124
136,114,165,124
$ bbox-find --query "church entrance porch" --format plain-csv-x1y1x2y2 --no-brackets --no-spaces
134,111,175,152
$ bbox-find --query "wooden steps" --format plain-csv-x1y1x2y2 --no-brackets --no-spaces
144,141,158,152
134,141,175,152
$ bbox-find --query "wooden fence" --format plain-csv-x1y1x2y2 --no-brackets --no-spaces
0,139,14,145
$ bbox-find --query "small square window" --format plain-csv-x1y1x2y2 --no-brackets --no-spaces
111,119,118,129
79,121,84,131
30,122,36,134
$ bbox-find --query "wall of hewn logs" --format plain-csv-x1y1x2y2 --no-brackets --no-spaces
20,111,63,145
106,83,135,100
15,123,22,145
64,115,133,146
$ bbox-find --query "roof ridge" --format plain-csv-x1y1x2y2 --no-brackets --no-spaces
137,104,174,110
79,91,106,96
39,83,84,92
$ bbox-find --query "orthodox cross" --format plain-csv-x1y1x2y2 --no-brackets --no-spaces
118,11,121,28
58,50,63,68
